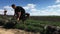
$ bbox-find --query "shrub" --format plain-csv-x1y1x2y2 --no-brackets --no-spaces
4,21,17,29
0,20,4,26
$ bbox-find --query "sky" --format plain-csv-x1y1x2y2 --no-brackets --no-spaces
0,0,60,16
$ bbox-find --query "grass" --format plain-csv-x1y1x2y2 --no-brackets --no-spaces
25,19,60,26
14,19,60,32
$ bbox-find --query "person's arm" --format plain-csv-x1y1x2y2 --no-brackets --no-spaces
17,12,21,21
18,12,21,18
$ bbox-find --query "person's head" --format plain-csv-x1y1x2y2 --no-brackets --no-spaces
11,4,16,9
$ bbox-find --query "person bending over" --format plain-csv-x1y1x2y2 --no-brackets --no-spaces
11,4,25,22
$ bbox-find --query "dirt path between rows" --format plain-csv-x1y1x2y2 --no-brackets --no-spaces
0,28,40,34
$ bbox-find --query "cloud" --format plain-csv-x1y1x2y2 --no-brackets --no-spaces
23,4,36,10
0,9,4,11
25,3,60,16
47,4,60,8
56,0,60,3
23,4,38,16
0,9,4,15
4,6,12,9
39,4,60,16
23,4,60,16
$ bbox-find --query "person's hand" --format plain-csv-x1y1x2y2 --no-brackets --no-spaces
17,18,20,21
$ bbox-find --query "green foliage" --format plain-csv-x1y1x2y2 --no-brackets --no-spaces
15,24,25,30
15,24,43,32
